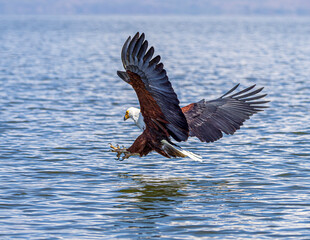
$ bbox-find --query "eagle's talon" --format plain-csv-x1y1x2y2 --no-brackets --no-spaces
110,143,130,160
115,157,125,161
109,143,117,151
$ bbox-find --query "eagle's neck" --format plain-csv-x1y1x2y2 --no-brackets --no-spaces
131,109,145,131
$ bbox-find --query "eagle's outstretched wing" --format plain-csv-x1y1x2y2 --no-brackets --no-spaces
182,84,268,143
117,32,189,142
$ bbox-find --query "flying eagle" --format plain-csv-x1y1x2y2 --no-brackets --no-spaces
110,32,268,160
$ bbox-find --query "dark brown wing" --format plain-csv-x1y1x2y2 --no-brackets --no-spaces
117,32,189,142
182,84,269,143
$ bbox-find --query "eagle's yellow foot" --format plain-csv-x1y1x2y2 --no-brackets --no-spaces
109,144,135,160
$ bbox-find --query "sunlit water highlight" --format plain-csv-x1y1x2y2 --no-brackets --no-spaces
0,16,310,239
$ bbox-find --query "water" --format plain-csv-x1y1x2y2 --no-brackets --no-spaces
0,15,310,239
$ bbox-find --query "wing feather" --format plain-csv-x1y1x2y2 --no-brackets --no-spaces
117,32,189,142
182,84,269,143
121,37,131,68
137,40,148,60
132,33,145,58
143,46,154,63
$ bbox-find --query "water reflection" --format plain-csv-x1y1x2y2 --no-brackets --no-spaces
112,172,247,238
112,173,192,237
116,173,189,208
116,174,185,220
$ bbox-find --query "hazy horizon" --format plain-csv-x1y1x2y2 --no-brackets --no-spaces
0,0,310,16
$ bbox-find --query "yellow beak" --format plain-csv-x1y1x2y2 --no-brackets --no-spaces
124,111,129,121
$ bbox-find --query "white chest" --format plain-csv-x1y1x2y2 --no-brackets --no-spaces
135,113,146,131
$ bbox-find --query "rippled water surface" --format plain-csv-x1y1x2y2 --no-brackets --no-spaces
1,16,310,239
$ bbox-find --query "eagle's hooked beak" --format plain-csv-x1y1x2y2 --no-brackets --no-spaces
124,111,129,121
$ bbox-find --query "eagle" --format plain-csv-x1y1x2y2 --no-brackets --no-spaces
110,32,268,160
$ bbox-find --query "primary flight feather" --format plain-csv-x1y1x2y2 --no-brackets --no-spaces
111,32,268,160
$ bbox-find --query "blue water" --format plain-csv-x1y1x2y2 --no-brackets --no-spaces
0,15,310,239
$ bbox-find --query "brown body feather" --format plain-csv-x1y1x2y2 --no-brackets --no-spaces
126,71,171,158
181,103,195,113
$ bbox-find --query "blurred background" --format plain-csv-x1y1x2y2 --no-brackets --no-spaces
0,0,310,15
1,1,310,240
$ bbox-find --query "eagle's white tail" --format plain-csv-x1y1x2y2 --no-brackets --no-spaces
161,140,203,162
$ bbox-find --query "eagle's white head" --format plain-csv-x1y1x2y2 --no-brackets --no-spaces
124,107,145,130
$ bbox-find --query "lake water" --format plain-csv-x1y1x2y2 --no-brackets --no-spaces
0,15,310,239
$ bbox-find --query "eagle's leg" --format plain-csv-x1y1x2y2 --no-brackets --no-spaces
122,152,139,160
109,144,138,160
